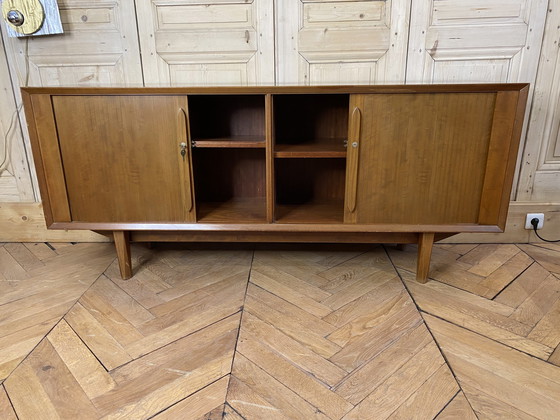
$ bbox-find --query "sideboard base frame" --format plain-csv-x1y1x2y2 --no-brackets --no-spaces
108,229,458,283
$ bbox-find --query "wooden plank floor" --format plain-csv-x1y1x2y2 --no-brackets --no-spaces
0,242,558,419
387,243,560,419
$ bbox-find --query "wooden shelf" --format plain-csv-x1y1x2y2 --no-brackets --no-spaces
275,200,344,224
192,136,265,148
197,198,266,223
274,138,347,158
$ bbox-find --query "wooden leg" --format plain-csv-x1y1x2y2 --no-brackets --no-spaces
416,232,435,284
113,230,132,279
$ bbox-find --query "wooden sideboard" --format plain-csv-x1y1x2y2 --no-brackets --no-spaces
22,84,529,282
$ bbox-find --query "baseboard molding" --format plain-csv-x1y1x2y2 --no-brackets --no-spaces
1,201,558,244
0,202,109,242
442,202,560,243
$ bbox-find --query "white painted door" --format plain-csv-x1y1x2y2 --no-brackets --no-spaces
406,0,547,84
517,7,560,201
277,0,410,85
136,0,274,85
0,37,33,201
1,0,143,86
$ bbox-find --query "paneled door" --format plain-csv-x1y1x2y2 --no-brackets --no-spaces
517,7,560,201
0,37,33,201
406,0,547,84
50,95,196,223
1,0,143,86
276,0,410,85
136,0,274,85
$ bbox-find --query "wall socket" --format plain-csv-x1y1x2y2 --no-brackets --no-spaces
525,213,544,230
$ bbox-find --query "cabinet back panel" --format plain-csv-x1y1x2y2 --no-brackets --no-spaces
53,95,192,223
276,158,346,204
274,94,349,144
188,95,265,140
350,92,496,224
192,148,266,202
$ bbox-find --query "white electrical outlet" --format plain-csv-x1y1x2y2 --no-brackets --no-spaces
525,213,544,230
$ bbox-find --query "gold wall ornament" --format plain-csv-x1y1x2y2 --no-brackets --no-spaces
2,0,45,35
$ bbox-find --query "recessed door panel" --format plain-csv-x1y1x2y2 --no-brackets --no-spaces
136,0,274,85
277,0,410,85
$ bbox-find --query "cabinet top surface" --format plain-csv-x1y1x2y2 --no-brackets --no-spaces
21,83,529,95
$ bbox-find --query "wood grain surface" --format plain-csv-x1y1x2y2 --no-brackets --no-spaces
52,95,196,223
24,85,528,239
1,241,559,418
346,92,496,225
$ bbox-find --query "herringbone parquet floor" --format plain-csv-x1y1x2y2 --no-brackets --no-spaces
0,242,559,419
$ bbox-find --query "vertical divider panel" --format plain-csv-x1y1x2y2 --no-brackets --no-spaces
266,94,274,223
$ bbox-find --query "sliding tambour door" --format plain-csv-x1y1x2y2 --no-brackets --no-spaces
51,95,196,223
344,89,525,228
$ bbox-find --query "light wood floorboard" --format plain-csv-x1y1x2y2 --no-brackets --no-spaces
388,243,560,419
425,314,560,420
229,248,459,419
1,242,558,418
0,385,17,420
0,242,115,382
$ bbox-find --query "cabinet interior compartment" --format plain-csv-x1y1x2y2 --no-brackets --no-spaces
188,95,266,148
274,94,349,157
275,158,346,223
192,148,266,222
